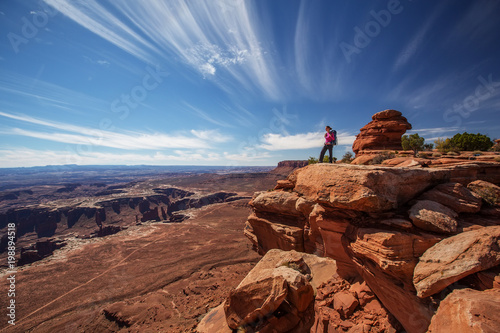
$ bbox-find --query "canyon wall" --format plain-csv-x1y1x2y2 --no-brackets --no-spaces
0,188,241,267
223,162,500,332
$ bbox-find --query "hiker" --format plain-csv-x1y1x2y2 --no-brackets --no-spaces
319,126,337,163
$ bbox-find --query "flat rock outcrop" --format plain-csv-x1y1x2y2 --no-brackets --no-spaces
413,226,500,298
408,200,458,234
352,109,412,156
468,180,500,206
427,288,500,333
234,162,500,333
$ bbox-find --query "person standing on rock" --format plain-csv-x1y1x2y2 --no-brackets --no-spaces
319,125,336,163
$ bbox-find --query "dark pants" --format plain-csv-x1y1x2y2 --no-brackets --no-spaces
319,144,333,163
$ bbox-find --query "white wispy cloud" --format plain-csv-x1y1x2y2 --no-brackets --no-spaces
83,56,111,67
258,132,323,151
0,111,230,150
0,70,106,116
292,1,344,100
43,0,284,100
43,0,157,64
223,150,271,162
183,102,231,127
392,3,446,72
447,1,500,46
407,127,463,142
259,130,356,151
186,42,248,77
0,148,224,167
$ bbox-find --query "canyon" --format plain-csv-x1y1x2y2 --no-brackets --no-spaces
0,165,291,332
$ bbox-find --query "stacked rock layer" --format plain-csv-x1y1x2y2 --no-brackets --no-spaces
224,163,500,333
352,109,412,156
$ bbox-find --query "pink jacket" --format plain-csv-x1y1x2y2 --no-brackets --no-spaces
325,131,335,145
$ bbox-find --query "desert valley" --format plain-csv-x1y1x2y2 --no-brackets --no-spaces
0,110,499,333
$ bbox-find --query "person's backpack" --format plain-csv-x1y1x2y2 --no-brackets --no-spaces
330,129,338,145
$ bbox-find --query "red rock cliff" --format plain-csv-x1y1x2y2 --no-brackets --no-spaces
232,162,500,333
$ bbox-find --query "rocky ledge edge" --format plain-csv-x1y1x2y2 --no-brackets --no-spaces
199,162,500,333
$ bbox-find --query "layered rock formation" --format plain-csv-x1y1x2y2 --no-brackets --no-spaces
352,109,412,156
221,162,500,333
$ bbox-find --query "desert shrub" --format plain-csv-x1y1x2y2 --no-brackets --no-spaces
447,151,459,156
418,152,429,159
473,151,483,155
308,156,336,164
490,143,500,152
308,156,318,164
341,152,354,163
450,132,493,151
434,138,459,153
432,152,442,158
423,143,434,151
370,152,395,165
495,156,500,162
402,133,425,156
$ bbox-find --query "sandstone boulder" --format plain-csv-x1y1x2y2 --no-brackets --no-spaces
413,225,500,298
382,157,427,166
249,190,301,216
349,228,441,281
352,255,433,333
350,154,378,165
408,200,458,234
468,180,500,206
427,288,500,333
224,275,289,330
352,109,412,155
197,304,232,333
291,164,451,212
224,249,337,332
419,182,482,213
274,179,295,190
394,158,425,168
244,213,304,254
333,291,359,318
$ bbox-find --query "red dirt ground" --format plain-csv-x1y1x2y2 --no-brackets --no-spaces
0,200,260,332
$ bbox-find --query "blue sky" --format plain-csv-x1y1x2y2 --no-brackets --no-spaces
1,0,499,167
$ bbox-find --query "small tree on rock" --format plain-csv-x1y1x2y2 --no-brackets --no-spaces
341,152,354,163
402,133,425,156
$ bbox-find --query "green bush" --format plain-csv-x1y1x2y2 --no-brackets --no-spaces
423,143,434,151
308,156,318,164
432,152,442,158
308,156,336,164
402,133,425,156
449,132,493,151
434,138,459,153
